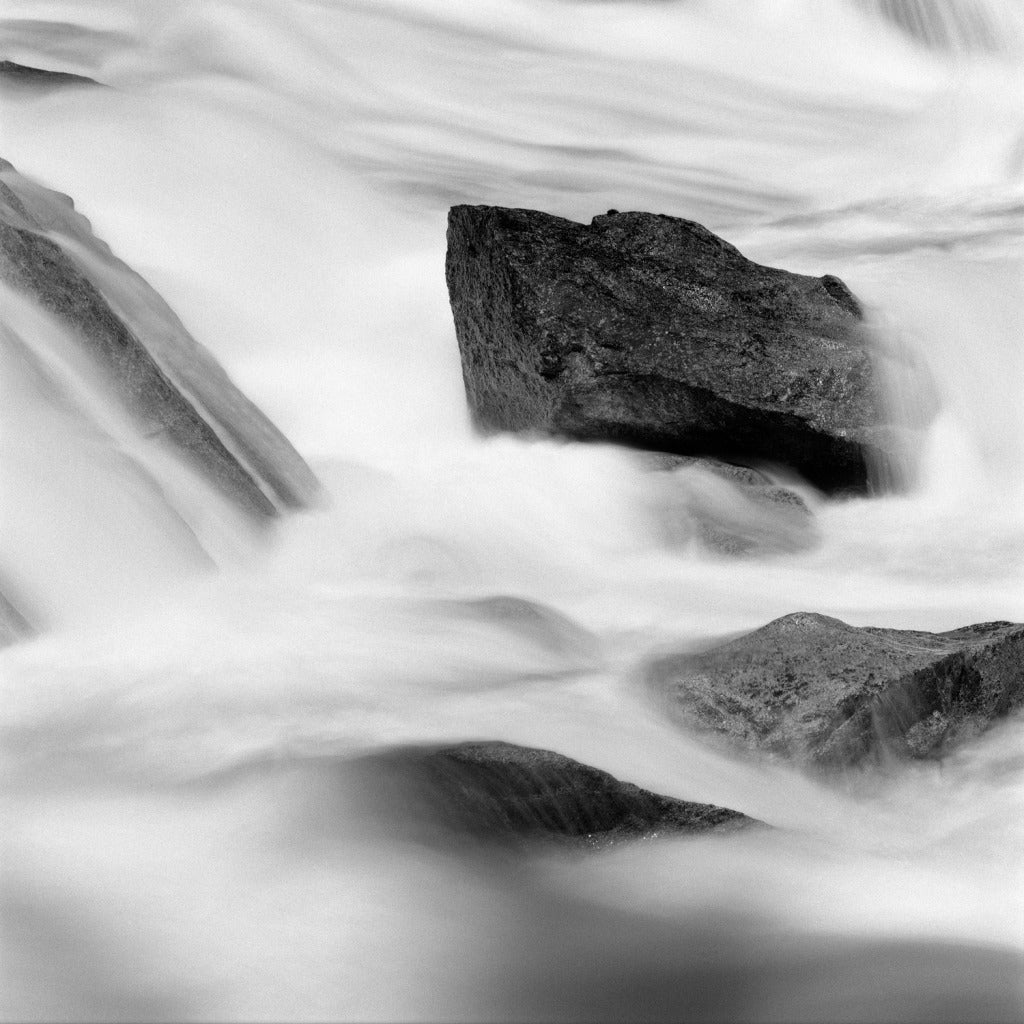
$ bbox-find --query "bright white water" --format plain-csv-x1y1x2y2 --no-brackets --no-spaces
2,1,1024,1020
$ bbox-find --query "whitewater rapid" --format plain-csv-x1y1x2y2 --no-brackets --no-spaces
2,1,1023,1020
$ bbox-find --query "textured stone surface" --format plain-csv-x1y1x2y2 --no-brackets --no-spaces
647,613,1024,768
0,157,320,519
360,740,754,848
447,205,893,492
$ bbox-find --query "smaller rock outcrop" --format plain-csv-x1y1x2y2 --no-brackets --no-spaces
447,205,900,493
647,613,1024,768
0,61,100,90
644,455,817,556
359,741,754,848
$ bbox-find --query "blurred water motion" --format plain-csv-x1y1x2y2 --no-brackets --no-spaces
2,0,1024,1020
4,738,1024,1022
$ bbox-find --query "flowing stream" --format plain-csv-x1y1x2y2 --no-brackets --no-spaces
2,1,1023,1020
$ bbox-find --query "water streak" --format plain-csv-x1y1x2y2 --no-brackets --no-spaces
1,1,1023,1019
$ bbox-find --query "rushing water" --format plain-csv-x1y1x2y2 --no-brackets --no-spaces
2,1,1024,1020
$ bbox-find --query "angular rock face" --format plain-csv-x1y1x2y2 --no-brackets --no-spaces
0,157,321,520
647,613,1024,768
360,741,754,848
447,205,892,493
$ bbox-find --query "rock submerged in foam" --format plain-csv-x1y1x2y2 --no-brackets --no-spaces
0,61,101,91
643,454,818,557
446,205,902,494
0,586,33,647
647,613,1024,769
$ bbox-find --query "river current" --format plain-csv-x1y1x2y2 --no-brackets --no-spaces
2,1,1023,1020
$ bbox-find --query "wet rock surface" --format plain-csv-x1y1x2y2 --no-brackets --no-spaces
447,205,893,493
643,454,817,556
356,740,755,849
0,157,320,519
0,61,100,90
647,613,1024,768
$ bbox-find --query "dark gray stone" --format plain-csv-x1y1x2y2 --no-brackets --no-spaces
0,61,100,89
0,157,321,519
647,612,1024,768
446,205,896,493
359,740,755,849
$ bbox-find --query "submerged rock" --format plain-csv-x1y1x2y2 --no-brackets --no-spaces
0,586,33,647
0,61,100,90
643,454,817,556
647,613,1024,769
446,205,895,493
0,157,321,520
358,741,754,849
433,594,601,664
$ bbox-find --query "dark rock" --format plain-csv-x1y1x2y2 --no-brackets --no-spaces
0,61,100,90
446,205,896,493
0,157,321,520
647,612,1024,769
358,740,755,849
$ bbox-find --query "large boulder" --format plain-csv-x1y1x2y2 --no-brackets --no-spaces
446,205,895,493
0,157,321,520
646,613,1024,769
